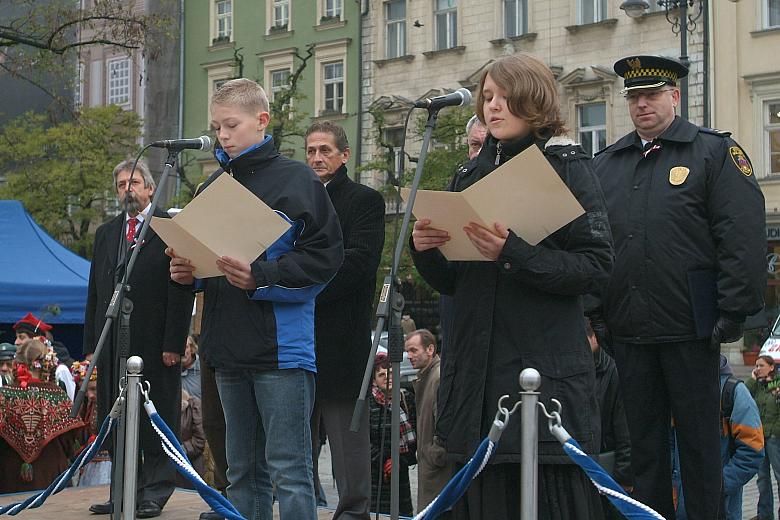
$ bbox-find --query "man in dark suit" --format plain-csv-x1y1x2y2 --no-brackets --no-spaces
305,122,385,520
84,159,193,518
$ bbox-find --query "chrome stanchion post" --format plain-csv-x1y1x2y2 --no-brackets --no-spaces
519,368,541,520
122,356,143,520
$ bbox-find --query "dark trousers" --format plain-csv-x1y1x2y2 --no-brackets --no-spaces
201,361,228,492
614,340,721,520
310,398,371,520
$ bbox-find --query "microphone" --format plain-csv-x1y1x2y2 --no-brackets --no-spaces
150,136,213,151
413,88,472,110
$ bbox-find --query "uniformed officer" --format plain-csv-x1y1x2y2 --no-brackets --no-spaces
0,343,16,387
593,55,766,520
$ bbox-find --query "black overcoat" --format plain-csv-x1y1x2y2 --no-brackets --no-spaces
315,166,385,401
411,134,614,464
84,209,193,454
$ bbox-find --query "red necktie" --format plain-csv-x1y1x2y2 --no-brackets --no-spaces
126,217,138,244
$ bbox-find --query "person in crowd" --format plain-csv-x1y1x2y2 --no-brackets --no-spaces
674,354,764,520
465,115,488,161
0,343,15,387
368,352,416,517
181,334,202,400
14,314,77,400
410,53,612,519
168,78,343,520
0,338,84,494
71,361,112,487
84,158,194,518
586,318,633,519
305,120,385,520
177,389,206,488
405,329,449,511
12,311,51,346
592,55,766,520
748,355,780,520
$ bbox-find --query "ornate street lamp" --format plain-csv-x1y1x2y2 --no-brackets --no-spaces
619,0,705,121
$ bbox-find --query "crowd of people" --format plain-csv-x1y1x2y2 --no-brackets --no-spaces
0,50,772,520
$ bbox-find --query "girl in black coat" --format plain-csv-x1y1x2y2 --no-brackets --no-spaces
410,53,614,519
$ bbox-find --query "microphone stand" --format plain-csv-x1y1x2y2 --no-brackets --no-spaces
70,149,182,520
351,107,442,520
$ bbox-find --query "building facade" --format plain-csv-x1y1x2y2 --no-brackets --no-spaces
76,0,182,187
182,0,362,185
360,0,706,187
712,0,780,332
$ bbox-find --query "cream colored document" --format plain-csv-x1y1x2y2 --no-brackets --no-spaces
151,173,291,278
401,145,585,261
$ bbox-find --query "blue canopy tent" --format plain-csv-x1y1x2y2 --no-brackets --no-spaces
0,200,90,356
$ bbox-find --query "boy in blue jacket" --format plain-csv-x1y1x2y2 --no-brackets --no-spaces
169,78,343,520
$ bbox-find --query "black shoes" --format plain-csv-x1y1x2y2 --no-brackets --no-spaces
88,501,112,515
88,500,162,517
199,510,225,520
136,501,162,518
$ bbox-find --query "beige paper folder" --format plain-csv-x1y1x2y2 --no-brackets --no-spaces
401,145,585,261
151,173,291,278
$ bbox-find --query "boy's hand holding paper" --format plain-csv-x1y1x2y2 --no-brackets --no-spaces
401,145,584,261
152,173,291,278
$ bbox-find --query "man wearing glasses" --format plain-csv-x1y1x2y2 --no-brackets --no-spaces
592,55,766,520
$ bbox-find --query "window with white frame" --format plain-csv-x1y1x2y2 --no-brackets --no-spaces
323,61,344,114
767,101,780,176
273,0,290,28
107,57,131,106
324,0,342,18
435,0,458,50
578,0,607,24
578,103,607,157
215,0,232,40
386,0,406,58
504,0,527,37
766,0,780,28
270,69,290,101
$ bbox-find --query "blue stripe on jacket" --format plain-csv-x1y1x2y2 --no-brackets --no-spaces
248,211,327,372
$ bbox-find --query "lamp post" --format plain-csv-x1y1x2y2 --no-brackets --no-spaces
620,0,704,121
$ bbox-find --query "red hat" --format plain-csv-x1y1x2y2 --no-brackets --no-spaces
13,312,53,336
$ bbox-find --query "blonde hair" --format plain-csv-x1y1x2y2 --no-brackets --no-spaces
210,78,269,114
476,53,567,138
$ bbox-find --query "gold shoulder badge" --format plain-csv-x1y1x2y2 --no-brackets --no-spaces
729,146,753,176
669,166,690,186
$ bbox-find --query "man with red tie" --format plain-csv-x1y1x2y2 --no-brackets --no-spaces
83,159,193,518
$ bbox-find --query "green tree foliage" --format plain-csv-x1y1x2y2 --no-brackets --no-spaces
0,105,142,258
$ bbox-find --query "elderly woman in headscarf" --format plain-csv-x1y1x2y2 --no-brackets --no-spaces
0,338,84,494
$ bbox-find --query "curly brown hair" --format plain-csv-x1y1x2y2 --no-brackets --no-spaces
476,53,567,139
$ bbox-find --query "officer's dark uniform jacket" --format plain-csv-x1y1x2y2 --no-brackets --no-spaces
593,116,765,343
411,133,614,464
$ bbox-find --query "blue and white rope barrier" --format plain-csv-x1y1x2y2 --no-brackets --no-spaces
143,398,246,520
